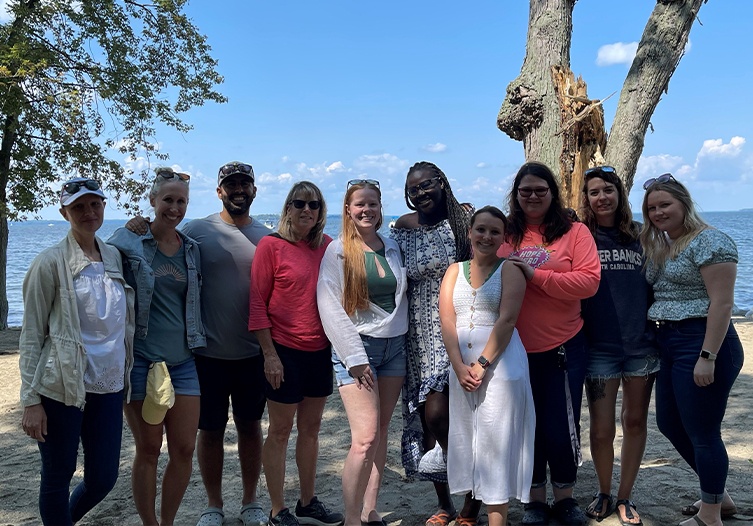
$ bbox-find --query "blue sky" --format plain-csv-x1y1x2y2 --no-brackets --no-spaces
4,1,753,219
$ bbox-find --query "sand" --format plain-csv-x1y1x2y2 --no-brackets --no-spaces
0,322,751,526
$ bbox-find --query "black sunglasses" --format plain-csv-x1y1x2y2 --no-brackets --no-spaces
407,176,441,198
290,199,321,210
643,173,676,190
219,162,253,176
347,179,380,188
518,186,550,198
584,165,616,177
156,169,190,182
62,179,100,195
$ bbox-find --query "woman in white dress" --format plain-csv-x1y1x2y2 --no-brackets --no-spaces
439,206,535,526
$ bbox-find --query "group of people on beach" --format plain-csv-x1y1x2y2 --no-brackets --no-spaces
18,159,743,526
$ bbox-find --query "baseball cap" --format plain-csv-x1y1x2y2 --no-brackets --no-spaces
218,161,254,185
60,177,106,206
142,361,175,425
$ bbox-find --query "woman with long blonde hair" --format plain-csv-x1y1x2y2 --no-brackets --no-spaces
641,174,742,526
317,179,408,526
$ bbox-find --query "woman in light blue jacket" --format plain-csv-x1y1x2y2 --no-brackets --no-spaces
108,167,205,526
20,177,135,526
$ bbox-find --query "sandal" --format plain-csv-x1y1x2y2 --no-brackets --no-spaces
197,507,225,526
681,501,737,519
521,501,550,526
426,510,456,526
585,493,614,521
454,516,476,526
615,499,642,526
684,515,708,526
240,502,267,526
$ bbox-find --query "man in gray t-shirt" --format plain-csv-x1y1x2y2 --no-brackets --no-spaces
185,162,271,526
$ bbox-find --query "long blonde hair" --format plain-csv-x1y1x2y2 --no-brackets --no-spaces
640,178,708,266
341,182,383,315
277,181,328,249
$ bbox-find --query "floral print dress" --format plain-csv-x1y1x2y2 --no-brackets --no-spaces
391,219,458,481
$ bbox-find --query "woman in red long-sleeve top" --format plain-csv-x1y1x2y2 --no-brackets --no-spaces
497,162,600,526
248,181,342,526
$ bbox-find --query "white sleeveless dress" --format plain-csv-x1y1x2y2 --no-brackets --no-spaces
447,261,535,505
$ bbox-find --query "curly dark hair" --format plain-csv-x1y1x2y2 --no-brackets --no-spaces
404,161,472,261
506,161,572,249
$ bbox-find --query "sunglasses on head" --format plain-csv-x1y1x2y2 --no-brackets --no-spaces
156,169,190,182
584,165,616,177
643,173,676,190
62,179,100,195
290,199,321,210
407,176,441,198
347,179,380,188
219,162,253,176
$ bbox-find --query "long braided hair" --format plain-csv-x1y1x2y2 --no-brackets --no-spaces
404,161,472,261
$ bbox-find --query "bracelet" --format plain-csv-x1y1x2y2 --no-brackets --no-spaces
699,349,717,361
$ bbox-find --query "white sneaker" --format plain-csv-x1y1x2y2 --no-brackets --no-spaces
418,443,447,474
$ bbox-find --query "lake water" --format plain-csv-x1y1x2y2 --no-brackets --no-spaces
6,211,753,326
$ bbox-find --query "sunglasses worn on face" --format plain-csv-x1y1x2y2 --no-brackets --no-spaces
290,199,321,210
62,179,100,195
643,173,675,190
518,187,550,198
347,179,380,188
407,177,441,198
584,165,616,177
157,169,190,182
219,162,253,176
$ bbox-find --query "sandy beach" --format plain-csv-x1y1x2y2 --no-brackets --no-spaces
0,322,751,526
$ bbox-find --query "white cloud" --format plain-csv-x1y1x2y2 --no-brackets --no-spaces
326,161,344,173
697,136,745,158
423,142,447,153
476,162,488,169
596,42,638,66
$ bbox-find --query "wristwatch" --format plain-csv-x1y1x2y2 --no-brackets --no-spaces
477,355,491,369
699,349,717,361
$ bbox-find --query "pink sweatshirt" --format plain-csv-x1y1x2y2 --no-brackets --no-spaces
249,234,332,351
498,222,600,353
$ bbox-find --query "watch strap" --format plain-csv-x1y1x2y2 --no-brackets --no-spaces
699,349,717,361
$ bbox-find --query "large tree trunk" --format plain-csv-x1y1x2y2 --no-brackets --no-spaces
498,0,707,207
607,0,707,191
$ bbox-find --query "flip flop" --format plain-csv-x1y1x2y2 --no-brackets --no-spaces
681,502,737,519
685,515,708,526
585,492,614,521
615,499,642,526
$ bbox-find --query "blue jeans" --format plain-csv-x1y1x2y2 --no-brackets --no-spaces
38,392,124,525
527,330,588,487
655,318,743,504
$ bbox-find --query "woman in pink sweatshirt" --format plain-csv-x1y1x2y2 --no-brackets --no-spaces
497,162,600,526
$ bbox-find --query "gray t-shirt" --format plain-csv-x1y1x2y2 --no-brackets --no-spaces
182,213,272,359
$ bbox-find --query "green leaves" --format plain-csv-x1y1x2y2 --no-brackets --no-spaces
0,0,226,219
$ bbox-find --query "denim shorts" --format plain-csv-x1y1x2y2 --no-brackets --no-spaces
586,347,660,380
333,334,407,387
129,354,201,401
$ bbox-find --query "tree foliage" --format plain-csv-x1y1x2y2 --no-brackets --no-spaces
0,0,226,328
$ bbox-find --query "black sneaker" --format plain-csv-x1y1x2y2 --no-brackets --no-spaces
294,497,344,526
270,508,300,526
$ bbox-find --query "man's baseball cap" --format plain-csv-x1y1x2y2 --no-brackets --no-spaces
60,177,106,207
218,161,254,185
